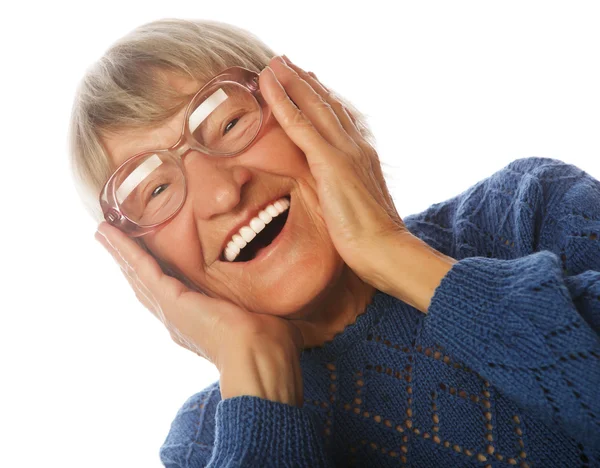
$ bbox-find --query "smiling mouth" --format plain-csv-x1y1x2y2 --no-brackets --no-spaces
221,195,291,263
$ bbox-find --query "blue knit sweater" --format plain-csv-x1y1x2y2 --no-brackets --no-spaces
159,157,600,467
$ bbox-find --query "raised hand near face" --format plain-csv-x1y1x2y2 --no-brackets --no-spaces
95,222,305,406
259,56,414,293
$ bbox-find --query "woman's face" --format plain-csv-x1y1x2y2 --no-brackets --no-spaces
103,74,345,318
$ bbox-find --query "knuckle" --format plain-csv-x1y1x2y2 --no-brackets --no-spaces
318,99,333,112
275,72,293,88
323,90,335,102
330,100,347,115
299,70,311,81
280,108,310,129
136,252,154,272
126,248,143,266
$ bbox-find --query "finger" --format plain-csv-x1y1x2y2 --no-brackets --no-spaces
95,223,197,318
118,263,154,307
307,71,328,91
282,56,363,142
282,57,330,95
119,264,168,323
96,222,228,340
169,327,205,358
341,104,359,129
267,57,357,155
96,223,239,366
276,59,390,204
305,70,360,130
96,223,167,294
303,67,363,144
282,59,388,194
281,62,386,183
95,228,166,322
259,66,339,175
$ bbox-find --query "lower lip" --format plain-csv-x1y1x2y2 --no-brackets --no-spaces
234,197,292,265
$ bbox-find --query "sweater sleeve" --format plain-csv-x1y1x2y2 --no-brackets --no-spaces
421,157,600,447
207,397,333,467
160,383,333,467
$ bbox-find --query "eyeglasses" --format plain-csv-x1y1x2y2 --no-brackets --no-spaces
99,66,271,237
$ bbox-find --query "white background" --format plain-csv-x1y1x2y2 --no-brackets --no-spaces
1,1,599,467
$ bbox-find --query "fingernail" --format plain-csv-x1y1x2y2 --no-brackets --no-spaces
282,55,291,64
274,55,286,65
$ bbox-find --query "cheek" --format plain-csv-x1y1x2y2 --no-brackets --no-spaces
144,218,205,277
251,125,313,181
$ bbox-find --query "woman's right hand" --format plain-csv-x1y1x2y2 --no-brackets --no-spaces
95,222,305,407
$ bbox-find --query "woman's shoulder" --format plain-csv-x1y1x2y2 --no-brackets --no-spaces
503,156,590,179
403,156,598,261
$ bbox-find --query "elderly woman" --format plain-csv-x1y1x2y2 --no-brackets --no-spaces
70,19,599,467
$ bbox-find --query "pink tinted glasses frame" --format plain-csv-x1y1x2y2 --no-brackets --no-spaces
99,66,271,237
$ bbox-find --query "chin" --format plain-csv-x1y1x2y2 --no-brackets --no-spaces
199,186,346,319
253,244,346,319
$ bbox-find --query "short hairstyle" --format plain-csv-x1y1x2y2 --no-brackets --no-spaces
68,18,376,288
69,17,375,221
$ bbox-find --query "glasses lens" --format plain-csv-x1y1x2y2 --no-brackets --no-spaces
113,152,185,226
188,82,262,154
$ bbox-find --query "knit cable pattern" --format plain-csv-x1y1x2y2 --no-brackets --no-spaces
160,157,600,467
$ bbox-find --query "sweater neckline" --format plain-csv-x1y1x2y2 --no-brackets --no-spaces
300,289,398,364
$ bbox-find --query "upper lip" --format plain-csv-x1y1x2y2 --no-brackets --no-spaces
218,193,290,262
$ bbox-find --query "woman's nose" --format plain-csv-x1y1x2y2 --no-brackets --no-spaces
183,152,252,219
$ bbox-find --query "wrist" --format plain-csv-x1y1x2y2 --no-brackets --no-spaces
374,233,457,314
218,341,303,406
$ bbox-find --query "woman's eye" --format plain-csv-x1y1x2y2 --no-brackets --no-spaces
223,117,240,135
151,184,169,198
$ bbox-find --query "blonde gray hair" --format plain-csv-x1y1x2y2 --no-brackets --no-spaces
68,18,376,286
69,17,375,222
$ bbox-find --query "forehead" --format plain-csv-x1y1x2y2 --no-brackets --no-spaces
102,73,205,170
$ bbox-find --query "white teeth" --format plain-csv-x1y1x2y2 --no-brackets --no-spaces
266,205,279,217
227,241,240,255
250,217,266,234
222,196,290,262
274,200,286,213
224,242,240,262
240,226,256,243
232,234,247,249
224,247,237,262
224,240,240,262
258,210,272,224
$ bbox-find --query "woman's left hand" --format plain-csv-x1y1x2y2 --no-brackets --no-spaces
259,55,414,289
